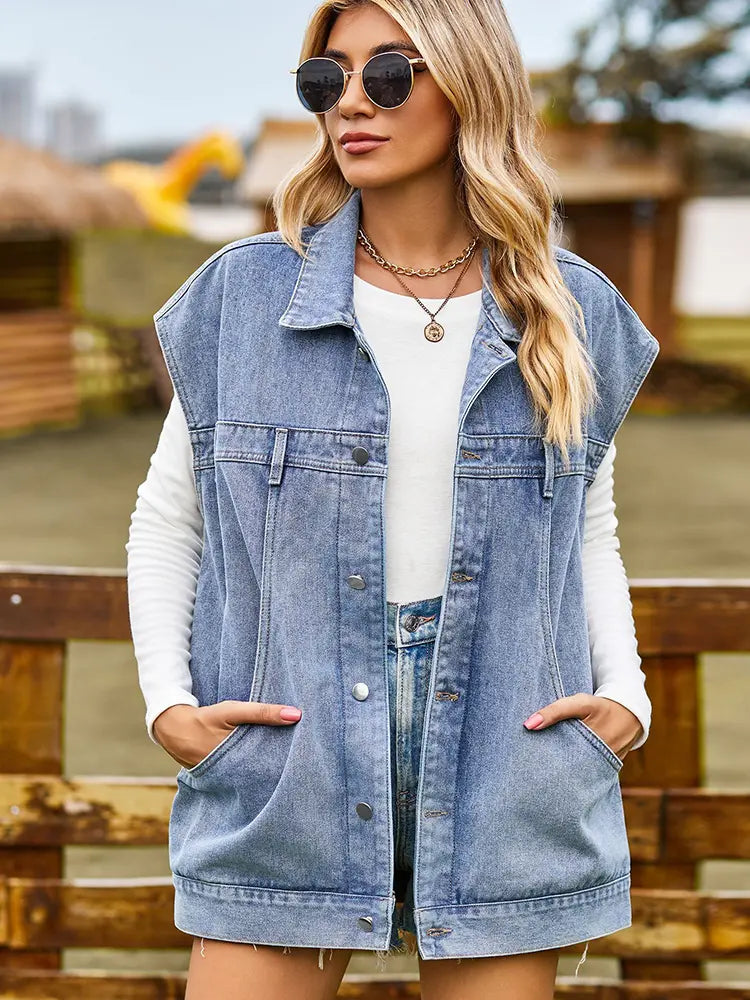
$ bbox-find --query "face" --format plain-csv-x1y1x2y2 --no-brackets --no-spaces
320,3,458,189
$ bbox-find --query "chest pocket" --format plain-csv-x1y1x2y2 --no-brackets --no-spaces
213,422,388,479
455,433,587,499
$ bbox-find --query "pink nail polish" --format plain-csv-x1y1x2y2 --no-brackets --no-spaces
280,706,302,721
524,712,544,729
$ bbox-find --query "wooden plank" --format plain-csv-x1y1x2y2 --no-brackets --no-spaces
0,880,749,958
2,969,749,1000
622,654,700,790
624,644,701,980
0,329,72,352
0,971,748,999
0,776,175,847
0,572,130,642
0,309,74,327
665,790,750,862
0,645,63,782
0,641,63,972
3,878,186,950
631,581,750,654
0,969,418,1000
0,396,79,424
0,356,72,377
0,573,749,650
1,779,748,860
0,969,191,999
0,308,77,434
1,378,77,402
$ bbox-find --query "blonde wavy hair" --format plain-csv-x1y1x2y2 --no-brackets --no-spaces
272,0,598,466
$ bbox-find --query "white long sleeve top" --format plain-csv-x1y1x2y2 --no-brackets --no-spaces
126,277,652,751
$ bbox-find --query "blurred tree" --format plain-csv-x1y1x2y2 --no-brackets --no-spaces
538,0,750,129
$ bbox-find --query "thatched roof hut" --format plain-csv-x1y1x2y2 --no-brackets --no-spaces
0,138,149,437
0,136,147,235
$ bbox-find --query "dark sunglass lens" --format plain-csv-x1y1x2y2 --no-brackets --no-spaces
295,58,345,113
363,52,413,108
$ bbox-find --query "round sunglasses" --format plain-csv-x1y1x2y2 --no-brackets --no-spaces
290,51,427,114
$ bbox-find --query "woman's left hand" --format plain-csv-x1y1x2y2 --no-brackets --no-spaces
523,695,643,762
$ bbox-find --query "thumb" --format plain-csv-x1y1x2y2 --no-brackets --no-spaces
523,694,587,730
218,700,303,727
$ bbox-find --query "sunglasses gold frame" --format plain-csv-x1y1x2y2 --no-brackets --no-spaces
289,51,428,113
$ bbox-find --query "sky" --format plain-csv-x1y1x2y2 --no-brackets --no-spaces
1,0,748,149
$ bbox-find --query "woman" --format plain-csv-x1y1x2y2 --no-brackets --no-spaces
126,1,659,996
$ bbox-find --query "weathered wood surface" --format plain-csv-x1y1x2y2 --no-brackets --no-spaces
0,569,749,992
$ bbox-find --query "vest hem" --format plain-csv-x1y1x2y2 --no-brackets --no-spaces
172,872,397,951
172,870,631,959
414,871,632,959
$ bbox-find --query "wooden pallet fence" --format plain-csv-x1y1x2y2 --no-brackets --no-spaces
0,566,749,997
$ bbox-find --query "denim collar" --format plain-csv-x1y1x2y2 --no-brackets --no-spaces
279,187,522,344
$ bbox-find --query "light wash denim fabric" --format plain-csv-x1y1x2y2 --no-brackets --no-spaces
386,594,443,955
155,187,660,960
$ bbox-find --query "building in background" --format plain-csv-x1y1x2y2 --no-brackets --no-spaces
237,118,319,235
0,64,104,160
542,120,688,357
0,67,35,144
0,136,147,436
237,117,689,353
45,99,103,163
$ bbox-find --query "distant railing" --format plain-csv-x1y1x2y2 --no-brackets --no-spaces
0,565,749,998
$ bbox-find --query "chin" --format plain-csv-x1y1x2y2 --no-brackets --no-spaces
339,165,413,191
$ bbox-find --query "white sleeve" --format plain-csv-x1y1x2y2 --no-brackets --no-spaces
125,393,203,745
582,439,651,751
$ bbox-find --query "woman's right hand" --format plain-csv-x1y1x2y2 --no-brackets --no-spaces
152,701,303,768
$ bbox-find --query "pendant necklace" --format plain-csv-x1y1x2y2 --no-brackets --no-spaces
357,227,480,342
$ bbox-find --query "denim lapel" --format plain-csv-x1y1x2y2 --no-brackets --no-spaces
278,187,523,346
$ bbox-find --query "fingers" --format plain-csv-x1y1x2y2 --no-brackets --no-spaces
523,694,593,730
210,700,303,727
523,695,636,762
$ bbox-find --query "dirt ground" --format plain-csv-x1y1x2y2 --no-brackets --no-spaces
1,410,749,980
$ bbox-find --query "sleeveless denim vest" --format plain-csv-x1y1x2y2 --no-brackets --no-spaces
154,187,659,959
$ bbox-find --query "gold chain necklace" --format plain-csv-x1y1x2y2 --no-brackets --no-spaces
357,227,480,342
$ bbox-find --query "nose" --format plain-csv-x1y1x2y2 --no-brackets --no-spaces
336,68,376,118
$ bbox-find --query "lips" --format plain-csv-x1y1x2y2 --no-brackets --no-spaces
340,133,389,155
340,131,388,144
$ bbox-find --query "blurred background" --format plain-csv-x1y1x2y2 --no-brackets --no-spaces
1,0,749,993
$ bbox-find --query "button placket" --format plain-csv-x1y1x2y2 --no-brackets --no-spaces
338,357,385,939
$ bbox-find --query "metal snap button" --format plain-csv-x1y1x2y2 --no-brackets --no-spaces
355,802,373,820
352,682,369,701
357,915,374,930
403,614,421,632
347,574,366,589
352,446,369,465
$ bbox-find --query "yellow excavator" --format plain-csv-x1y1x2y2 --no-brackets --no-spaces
102,129,245,233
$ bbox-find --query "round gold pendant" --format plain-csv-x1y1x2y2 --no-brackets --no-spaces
424,320,444,342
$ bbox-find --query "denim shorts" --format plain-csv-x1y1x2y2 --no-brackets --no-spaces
384,593,443,955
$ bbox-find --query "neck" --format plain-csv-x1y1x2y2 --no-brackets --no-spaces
357,169,475,267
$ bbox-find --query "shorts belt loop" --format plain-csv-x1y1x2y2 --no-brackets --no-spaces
542,439,554,499
269,427,289,486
